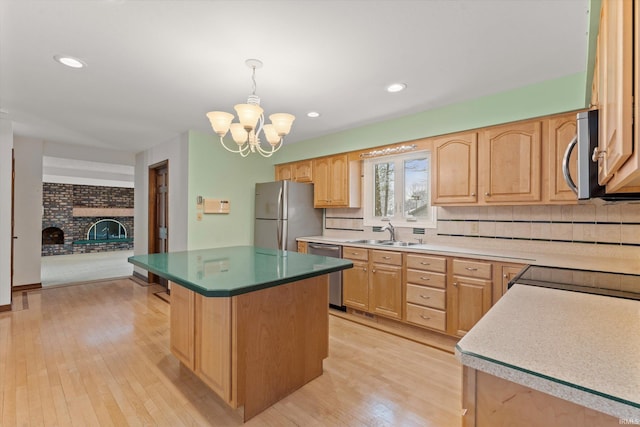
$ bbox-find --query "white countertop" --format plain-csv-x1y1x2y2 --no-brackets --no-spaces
298,235,640,275
455,284,640,419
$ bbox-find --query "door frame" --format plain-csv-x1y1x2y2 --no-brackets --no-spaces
10,149,15,304
148,160,169,285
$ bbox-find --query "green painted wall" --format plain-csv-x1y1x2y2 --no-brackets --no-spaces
271,72,587,164
187,130,274,249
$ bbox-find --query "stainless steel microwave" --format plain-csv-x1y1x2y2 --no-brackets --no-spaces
563,110,640,201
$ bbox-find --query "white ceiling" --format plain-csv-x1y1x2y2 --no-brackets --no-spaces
0,0,590,154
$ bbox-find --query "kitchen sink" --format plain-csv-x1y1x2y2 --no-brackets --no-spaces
347,239,420,247
347,239,392,245
380,241,421,247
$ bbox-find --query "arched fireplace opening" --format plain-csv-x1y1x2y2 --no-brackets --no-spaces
86,219,127,241
42,227,64,245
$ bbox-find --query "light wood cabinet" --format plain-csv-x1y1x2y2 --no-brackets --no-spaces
342,247,402,319
548,114,578,202
405,253,447,332
342,247,370,311
274,160,313,182
596,0,634,188
479,121,542,203
432,132,478,204
449,259,492,337
370,260,403,320
194,294,232,401
297,241,307,253
592,0,640,193
313,154,361,208
275,164,293,181
492,263,525,305
463,367,620,427
170,283,196,370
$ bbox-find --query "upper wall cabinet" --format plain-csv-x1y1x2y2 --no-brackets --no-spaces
432,132,478,204
548,113,578,202
274,159,313,183
594,0,640,193
479,120,542,203
313,154,361,208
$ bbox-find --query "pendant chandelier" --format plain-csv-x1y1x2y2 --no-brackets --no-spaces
206,59,295,158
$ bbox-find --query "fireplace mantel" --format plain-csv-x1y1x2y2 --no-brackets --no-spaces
72,207,134,217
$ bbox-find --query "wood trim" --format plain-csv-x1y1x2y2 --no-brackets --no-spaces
72,207,134,217
148,160,169,284
0,304,11,312
11,283,42,292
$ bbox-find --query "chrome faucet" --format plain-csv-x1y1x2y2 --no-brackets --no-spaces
382,222,396,241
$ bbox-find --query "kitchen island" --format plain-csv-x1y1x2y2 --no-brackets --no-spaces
456,283,640,426
128,246,353,421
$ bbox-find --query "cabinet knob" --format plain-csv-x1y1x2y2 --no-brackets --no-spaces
420,276,431,281
420,262,430,265
503,274,508,278
453,282,458,287
420,315,431,320
372,269,376,273
471,192,476,196
420,295,431,299
465,267,478,271
485,192,491,196
351,252,359,255
383,256,391,259
363,268,367,272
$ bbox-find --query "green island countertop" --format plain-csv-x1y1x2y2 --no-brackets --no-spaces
128,245,353,297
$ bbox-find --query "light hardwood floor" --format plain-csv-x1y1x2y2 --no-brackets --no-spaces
0,279,462,426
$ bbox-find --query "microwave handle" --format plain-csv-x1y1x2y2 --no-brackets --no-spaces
562,135,578,196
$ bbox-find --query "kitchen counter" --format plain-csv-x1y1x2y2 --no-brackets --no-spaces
298,236,640,275
128,246,353,421
456,284,640,420
128,245,352,297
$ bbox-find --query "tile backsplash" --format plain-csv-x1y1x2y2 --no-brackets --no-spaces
324,203,640,249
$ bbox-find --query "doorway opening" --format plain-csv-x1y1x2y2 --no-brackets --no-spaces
148,160,169,288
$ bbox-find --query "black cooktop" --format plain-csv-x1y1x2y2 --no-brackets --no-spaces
509,265,640,301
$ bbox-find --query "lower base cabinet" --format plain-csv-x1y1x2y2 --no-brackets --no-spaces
462,367,620,427
343,259,369,310
370,262,402,319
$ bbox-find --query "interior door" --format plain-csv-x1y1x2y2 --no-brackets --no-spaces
148,161,169,287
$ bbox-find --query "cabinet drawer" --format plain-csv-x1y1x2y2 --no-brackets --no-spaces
406,254,446,273
453,259,492,279
342,246,368,261
406,304,446,332
406,285,445,310
371,250,402,266
406,269,446,289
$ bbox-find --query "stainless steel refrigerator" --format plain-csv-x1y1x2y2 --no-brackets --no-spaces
254,181,323,251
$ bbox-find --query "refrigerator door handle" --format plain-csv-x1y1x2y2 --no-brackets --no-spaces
276,186,283,250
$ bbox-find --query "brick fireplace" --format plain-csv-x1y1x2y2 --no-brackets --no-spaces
42,183,134,256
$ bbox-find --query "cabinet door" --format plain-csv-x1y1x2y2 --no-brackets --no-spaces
432,132,478,204
597,0,633,187
195,295,232,402
492,263,524,305
450,276,492,337
297,241,308,253
370,264,402,320
329,154,349,206
293,160,313,183
480,121,542,203
275,164,293,181
548,114,578,202
313,157,331,207
343,260,369,311
170,283,195,370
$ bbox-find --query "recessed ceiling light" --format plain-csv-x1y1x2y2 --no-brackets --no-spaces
386,83,407,93
53,55,86,69
307,111,321,118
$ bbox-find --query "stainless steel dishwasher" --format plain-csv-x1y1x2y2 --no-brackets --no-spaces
307,242,344,310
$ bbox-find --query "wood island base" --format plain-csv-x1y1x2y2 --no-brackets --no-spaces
170,275,329,422
462,367,621,427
